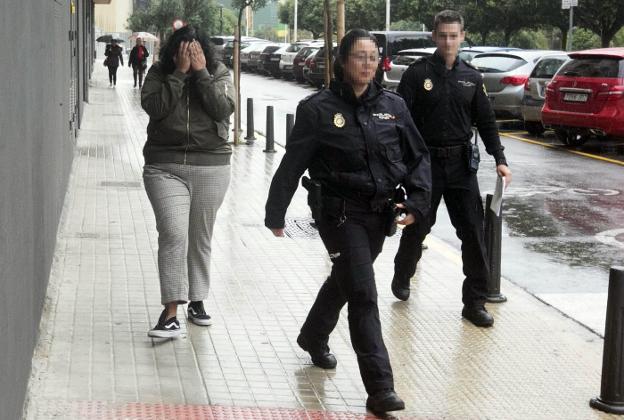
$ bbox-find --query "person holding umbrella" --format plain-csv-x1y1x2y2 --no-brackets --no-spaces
128,37,150,88
104,39,124,87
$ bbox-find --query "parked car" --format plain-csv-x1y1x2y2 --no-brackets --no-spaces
307,45,338,88
470,50,563,119
293,46,321,83
246,43,276,72
241,42,273,71
459,46,521,63
520,53,570,135
224,37,266,68
280,41,322,80
382,47,436,90
542,47,624,145
371,31,435,83
302,48,320,85
258,44,288,75
210,35,233,62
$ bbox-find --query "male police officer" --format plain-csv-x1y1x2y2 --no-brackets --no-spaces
392,10,512,327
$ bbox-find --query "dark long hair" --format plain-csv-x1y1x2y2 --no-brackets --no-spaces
158,25,218,75
333,28,379,81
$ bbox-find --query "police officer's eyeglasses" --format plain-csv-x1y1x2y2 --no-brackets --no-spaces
349,53,380,64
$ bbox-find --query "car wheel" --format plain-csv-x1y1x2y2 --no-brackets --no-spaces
555,129,587,146
525,121,545,136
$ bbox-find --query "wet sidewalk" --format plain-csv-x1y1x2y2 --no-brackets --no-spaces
24,64,614,419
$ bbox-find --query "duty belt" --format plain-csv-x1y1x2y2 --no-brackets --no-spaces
428,144,467,158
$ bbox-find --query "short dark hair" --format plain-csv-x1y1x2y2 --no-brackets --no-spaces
433,10,464,32
333,28,379,81
159,25,218,75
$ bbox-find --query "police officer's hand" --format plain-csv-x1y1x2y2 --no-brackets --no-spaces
270,228,285,237
496,164,512,187
395,203,416,226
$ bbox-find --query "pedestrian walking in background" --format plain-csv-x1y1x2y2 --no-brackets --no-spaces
140,26,234,339
104,40,123,87
392,10,512,327
265,29,431,415
128,37,150,88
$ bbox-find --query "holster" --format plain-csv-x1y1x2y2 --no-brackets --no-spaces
301,176,323,222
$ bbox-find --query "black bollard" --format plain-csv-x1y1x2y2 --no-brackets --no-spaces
245,98,256,143
590,267,624,414
485,194,507,303
263,105,276,153
286,113,295,145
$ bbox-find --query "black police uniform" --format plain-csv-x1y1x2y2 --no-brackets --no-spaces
393,51,508,306
265,80,431,395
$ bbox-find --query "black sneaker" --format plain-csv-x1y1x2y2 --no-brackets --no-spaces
188,301,213,326
148,309,180,338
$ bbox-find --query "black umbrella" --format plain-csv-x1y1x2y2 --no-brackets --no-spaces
96,35,125,43
96,34,113,43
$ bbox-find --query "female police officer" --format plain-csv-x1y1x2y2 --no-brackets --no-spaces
264,29,431,415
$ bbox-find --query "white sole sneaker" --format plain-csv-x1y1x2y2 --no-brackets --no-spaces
148,328,181,338
188,314,213,326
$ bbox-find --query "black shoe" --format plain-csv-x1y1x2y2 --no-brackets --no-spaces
391,275,410,301
188,301,213,326
366,389,405,414
296,334,337,369
148,309,181,338
462,305,494,327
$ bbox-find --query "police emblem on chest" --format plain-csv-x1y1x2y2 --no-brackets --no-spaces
424,78,433,91
333,113,346,128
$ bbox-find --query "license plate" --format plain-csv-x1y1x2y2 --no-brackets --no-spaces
271,57,280,61
564,92,588,102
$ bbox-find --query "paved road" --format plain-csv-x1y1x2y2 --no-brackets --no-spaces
238,71,624,335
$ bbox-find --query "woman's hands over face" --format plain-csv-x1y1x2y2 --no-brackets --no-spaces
175,41,191,73
189,41,206,72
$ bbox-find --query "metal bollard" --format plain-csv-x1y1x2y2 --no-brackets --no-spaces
485,194,507,303
245,98,256,143
590,267,624,414
263,105,276,153
286,113,295,145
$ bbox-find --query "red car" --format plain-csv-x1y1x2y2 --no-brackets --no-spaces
542,47,624,146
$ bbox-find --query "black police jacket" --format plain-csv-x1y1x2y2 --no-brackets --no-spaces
265,80,432,229
398,51,507,165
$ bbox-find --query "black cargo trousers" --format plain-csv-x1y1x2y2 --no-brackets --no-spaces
300,198,394,395
394,147,490,305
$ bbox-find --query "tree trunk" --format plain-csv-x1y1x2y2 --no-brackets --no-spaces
336,0,345,43
504,30,512,46
480,31,488,45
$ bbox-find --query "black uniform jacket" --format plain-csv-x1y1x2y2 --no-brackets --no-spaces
265,80,432,229
397,51,507,165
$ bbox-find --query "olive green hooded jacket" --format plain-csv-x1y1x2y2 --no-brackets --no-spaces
141,61,234,166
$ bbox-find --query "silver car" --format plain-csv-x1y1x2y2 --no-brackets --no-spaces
458,46,521,63
382,47,437,90
471,50,563,119
240,42,271,70
521,53,570,135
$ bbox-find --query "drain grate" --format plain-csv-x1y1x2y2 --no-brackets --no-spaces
284,217,318,238
100,181,142,188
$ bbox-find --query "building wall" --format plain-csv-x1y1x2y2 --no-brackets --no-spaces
0,1,93,418
95,0,133,33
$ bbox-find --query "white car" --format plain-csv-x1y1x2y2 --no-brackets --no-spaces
240,42,271,70
382,47,437,90
279,41,323,79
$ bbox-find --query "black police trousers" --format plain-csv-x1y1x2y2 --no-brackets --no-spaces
300,206,394,395
394,153,490,305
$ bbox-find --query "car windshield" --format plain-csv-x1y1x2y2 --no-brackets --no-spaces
471,55,527,73
531,57,568,78
558,57,622,78
392,54,427,65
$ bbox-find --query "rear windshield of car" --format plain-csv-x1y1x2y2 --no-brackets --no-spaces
530,57,568,78
210,37,226,46
374,33,434,57
558,57,623,78
471,54,527,73
392,54,427,66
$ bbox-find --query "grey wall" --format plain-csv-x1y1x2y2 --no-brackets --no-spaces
0,1,92,419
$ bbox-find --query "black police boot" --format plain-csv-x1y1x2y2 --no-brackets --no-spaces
391,275,410,301
462,304,494,327
296,334,337,369
366,389,405,414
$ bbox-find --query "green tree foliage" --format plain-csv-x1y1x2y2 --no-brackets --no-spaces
614,28,624,47
278,0,333,39
127,0,224,39
576,0,624,47
571,28,601,50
